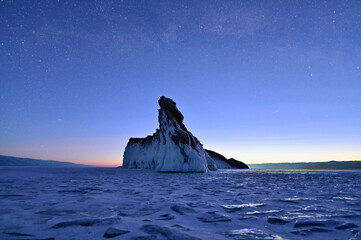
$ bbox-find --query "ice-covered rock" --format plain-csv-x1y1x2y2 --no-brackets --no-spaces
123,96,248,172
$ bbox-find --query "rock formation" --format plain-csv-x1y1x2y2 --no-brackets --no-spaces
206,150,249,169
122,96,248,172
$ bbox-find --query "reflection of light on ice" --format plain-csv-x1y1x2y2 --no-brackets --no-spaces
227,228,285,240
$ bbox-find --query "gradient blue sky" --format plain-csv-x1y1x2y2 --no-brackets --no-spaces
1,1,360,166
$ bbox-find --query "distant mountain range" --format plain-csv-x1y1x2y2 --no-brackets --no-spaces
0,155,91,167
248,161,361,170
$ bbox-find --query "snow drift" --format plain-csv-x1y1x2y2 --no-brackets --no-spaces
123,96,248,172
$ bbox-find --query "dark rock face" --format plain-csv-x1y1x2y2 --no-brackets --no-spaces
228,158,249,169
206,150,249,169
123,96,248,172
158,96,184,128
158,96,199,150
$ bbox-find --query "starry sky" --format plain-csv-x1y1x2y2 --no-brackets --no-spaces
1,0,360,166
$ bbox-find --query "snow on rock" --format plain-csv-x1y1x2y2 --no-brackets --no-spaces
123,96,248,172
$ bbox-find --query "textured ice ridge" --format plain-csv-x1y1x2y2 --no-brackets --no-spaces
123,96,248,172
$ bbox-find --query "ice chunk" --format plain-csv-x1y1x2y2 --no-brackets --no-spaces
170,204,196,215
225,228,285,240
267,217,289,225
141,224,201,240
198,212,232,222
103,227,129,238
52,216,119,228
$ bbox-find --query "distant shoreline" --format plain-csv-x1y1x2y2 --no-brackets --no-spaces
248,160,361,170
0,155,93,167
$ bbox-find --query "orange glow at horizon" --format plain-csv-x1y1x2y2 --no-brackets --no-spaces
1,137,360,166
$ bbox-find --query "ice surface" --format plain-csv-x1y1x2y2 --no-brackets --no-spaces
0,167,360,239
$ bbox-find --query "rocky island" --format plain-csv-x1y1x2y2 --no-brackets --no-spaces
123,96,248,172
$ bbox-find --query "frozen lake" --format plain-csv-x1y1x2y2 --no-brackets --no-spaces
0,168,360,240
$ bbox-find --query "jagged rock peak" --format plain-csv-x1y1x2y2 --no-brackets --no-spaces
159,96,183,124
158,96,188,132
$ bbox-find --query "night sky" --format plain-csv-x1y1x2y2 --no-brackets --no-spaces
1,1,360,166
